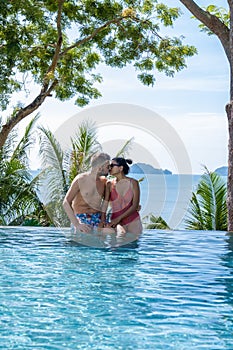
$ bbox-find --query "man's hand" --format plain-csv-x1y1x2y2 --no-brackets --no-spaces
98,221,105,229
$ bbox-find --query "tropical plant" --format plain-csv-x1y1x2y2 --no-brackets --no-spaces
185,168,227,231
115,137,134,158
143,214,170,230
69,120,101,183
0,1,196,148
178,2,233,229
38,121,136,226
0,114,50,225
38,120,100,226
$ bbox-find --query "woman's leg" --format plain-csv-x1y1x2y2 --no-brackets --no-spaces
124,218,143,235
116,224,126,236
100,226,116,234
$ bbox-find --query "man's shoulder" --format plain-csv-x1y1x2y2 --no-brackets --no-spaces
99,176,108,184
73,172,89,181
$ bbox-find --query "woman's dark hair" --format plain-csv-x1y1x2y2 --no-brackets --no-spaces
112,157,133,175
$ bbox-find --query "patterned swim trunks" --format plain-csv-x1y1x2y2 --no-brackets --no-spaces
76,212,101,229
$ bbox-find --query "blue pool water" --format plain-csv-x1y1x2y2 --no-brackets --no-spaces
0,227,233,349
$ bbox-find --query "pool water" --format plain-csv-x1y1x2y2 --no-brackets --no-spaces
0,227,233,349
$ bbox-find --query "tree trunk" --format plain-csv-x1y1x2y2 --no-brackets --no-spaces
0,94,47,149
226,101,233,231
227,0,233,231
0,82,57,149
179,0,233,231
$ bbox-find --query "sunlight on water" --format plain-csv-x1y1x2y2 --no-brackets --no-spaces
0,227,232,349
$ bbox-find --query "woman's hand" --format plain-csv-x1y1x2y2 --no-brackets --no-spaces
109,218,121,228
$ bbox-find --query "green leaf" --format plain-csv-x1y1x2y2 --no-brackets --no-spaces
185,167,227,231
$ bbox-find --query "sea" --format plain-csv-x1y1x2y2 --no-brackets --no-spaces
132,173,202,229
30,170,227,230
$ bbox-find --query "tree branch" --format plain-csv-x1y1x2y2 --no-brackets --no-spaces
0,80,59,149
42,0,65,93
60,15,163,57
179,0,230,62
60,16,124,56
0,0,66,150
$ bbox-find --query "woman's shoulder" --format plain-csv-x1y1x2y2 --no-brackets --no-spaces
128,177,140,190
128,177,138,184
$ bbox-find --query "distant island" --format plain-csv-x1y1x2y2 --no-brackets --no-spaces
130,162,172,175
30,163,173,176
214,166,228,176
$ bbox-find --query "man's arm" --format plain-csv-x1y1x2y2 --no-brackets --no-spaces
63,177,91,233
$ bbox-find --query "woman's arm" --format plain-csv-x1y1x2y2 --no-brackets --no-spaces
99,180,111,226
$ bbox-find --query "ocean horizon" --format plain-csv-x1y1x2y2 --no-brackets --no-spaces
30,170,227,230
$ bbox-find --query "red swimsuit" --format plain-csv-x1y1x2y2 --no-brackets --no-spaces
109,179,139,225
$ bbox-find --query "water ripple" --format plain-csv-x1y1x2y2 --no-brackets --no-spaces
0,227,233,349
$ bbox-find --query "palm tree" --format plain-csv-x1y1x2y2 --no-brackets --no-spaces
68,120,101,184
38,120,101,226
38,121,137,227
185,167,227,231
0,114,50,225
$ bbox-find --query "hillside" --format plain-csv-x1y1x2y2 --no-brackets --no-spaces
130,163,172,175
214,166,228,176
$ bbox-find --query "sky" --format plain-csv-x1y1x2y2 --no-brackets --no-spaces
7,0,229,174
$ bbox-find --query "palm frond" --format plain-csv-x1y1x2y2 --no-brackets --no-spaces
185,167,227,230
11,113,40,164
185,192,206,230
38,121,101,226
115,137,134,158
0,158,41,225
69,120,101,182
0,126,18,161
38,126,68,202
143,213,170,229
0,117,47,226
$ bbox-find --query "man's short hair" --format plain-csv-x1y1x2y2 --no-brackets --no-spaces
91,152,110,168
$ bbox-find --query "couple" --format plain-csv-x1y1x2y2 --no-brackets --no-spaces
63,152,142,236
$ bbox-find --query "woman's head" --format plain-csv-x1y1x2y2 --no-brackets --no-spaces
110,157,133,175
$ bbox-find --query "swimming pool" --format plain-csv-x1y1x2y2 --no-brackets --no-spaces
0,227,232,349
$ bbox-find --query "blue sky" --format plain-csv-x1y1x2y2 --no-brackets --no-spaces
13,1,229,174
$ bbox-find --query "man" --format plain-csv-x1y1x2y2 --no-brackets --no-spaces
63,152,110,233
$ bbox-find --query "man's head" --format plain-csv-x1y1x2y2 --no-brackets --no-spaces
91,152,110,176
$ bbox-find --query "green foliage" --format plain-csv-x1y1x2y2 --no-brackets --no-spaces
0,116,50,225
69,120,100,183
185,168,227,231
197,6,230,35
143,214,170,230
0,0,197,110
38,120,100,226
156,4,181,26
115,137,134,158
38,125,69,206
38,122,137,226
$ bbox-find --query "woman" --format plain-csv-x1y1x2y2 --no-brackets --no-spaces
101,157,143,236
